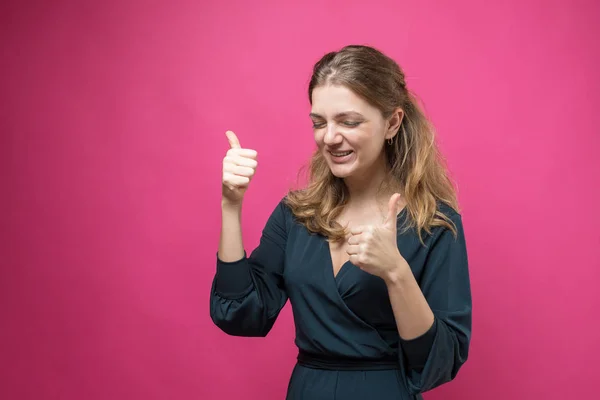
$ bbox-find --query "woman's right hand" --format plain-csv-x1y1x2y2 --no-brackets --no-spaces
222,130,258,205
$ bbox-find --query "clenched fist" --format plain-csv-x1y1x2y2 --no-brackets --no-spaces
222,130,258,205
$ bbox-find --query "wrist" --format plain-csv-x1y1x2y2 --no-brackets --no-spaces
384,257,411,287
221,199,243,210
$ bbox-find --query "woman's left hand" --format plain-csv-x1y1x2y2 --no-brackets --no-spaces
346,193,409,283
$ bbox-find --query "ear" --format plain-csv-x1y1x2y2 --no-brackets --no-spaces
386,108,404,140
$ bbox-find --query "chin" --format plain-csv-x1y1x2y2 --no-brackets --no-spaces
328,163,356,179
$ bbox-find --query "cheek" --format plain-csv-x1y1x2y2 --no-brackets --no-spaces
314,131,325,146
353,131,380,153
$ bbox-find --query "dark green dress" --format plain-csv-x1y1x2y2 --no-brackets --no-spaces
210,198,472,399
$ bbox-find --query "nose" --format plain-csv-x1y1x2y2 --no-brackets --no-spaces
323,124,342,145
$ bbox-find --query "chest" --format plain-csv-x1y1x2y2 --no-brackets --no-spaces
283,217,433,327
283,226,405,329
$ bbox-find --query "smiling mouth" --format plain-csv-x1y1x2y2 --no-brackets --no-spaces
329,150,353,157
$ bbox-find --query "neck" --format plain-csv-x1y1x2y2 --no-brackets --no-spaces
343,155,396,207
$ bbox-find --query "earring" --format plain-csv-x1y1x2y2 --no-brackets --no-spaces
387,138,393,145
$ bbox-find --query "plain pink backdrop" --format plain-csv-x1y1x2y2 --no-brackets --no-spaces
1,0,599,399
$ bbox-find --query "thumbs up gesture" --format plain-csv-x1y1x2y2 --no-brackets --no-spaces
222,130,258,205
346,193,408,282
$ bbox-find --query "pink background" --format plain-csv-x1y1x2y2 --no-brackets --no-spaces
2,0,599,399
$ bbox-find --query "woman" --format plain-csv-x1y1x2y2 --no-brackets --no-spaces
211,45,472,399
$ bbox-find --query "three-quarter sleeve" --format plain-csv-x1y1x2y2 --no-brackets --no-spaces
399,212,472,394
210,201,289,337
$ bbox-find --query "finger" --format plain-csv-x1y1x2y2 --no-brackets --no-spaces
223,158,256,176
224,155,258,168
223,173,250,187
227,148,258,159
346,244,360,255
350,225,364,235
225,130,241,149
347,235,363,245
384,193,403,228
224,165,255,178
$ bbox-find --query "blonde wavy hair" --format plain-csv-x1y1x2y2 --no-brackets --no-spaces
284,45,459,244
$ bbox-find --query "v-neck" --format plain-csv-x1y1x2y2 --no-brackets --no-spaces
326,240,352,281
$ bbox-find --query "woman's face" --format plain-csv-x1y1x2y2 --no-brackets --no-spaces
310,84,397,180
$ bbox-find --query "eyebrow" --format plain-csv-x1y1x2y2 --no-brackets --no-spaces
309,111,364,119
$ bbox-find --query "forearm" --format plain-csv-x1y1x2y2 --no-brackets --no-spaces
385,261,435,340
218,201,245,262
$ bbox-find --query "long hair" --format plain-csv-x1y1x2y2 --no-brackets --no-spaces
284,45,459,244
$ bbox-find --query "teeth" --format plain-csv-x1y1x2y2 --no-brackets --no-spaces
331,151,352,157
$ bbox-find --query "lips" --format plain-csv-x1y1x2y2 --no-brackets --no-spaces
329,150,353,157
327,149,355,164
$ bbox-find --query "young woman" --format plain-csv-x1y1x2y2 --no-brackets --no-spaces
211,45,472,399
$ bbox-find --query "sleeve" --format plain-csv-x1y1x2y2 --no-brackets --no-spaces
399,213,472,394
209,201,289,337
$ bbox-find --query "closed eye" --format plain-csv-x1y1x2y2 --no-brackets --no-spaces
311,120,362,129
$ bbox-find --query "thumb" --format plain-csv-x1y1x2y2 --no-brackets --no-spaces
225,130,241,149
384,193,402,229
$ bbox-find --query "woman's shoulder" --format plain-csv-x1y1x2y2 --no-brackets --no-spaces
401,201,464,244
429,201,465,241
263,195,296,226
265,195,292,216
436,201,462,224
